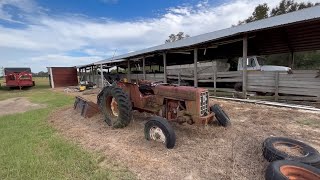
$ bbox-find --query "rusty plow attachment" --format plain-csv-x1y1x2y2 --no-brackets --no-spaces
74,96,100,118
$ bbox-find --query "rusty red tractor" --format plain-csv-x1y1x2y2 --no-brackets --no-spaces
97,80,231,149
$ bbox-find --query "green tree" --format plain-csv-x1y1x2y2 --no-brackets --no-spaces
271,0,319,16
165,32,190,43
237,1,319,25
237,3,269,25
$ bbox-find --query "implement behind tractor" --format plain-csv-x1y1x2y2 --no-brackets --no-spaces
75,79,231,149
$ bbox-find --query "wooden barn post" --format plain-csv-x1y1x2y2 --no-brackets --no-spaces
127,59,131,82
242,34,248,98
100,64,104,87
84,67,87,81
194,48,198,88
143,57,146,80
163,52,167,83
91,66,94,82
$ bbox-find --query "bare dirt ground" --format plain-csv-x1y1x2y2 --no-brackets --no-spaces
0,97,44,116
48,98,320,180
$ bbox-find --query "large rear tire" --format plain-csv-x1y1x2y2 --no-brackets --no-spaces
262,137,320,168
99,86,132,128
265,160,320,180
144,117,176,149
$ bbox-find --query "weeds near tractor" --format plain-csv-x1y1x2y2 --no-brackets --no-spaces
0,78,135,179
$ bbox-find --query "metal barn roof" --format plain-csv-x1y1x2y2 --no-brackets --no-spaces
94,5,320,65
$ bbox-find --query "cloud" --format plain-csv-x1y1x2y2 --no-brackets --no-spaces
0,0,319,72
0,0,39,23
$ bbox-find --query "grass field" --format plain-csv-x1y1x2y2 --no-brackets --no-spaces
0,77,134,179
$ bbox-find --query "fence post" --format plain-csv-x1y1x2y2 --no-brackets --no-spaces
194,48,198,88
142,57,146,80
100,64,104,87
163,52,167,83
212,61,217,96
178,71,181,86
127,60,131,83
214,71,217,96
275,72,279,101
242,34,248,98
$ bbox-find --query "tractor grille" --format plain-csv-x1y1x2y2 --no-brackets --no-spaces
200,91,209,116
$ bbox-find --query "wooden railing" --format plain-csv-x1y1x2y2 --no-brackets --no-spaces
247,70,320,99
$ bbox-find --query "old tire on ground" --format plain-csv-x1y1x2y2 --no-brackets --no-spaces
265,160,320,180
262,137,320,168
144,116,176,149
210,104,231,127
99,86,132,128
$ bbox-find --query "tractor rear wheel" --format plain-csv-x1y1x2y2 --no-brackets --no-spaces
99,86,132,128
211,104,231,127
144,117,176,149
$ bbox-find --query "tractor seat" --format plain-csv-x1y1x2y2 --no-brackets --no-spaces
138,84,154,95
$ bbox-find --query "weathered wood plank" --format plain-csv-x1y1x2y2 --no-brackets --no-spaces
279,74,319,78
210,96,320,111
275,72,279,101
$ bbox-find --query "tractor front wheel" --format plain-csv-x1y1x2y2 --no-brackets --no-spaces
144,117,176,149
211,104,231,127
99,86,132,128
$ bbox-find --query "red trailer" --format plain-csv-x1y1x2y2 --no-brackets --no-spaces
4,67,35,89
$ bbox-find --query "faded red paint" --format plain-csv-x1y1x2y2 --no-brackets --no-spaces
4,68,34,88
51,67,78,88
117,81,214,125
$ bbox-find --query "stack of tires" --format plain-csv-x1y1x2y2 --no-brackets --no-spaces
262,137,320,180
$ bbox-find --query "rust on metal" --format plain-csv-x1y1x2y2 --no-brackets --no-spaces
74,96,100,118
280,165,320,179
116,81,214,125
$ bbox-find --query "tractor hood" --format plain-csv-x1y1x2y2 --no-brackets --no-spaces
261,65,291,72
154,85,207,101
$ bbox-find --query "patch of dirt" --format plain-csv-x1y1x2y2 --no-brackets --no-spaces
0,97,45,116
273,143,305,157
48,99,320,180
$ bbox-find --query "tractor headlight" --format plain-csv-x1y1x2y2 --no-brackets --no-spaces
200,91,209,116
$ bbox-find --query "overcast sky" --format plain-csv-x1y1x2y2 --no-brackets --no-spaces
0,0,318,72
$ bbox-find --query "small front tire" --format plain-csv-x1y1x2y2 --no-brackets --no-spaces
144,117,176,149
211,104,231,127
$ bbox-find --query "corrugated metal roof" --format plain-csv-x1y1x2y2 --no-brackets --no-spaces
94,5,320,65
76,63,94,68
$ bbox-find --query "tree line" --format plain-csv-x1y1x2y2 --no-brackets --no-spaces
236,0,319,25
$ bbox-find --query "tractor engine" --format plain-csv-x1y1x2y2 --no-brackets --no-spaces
153,85,212,125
